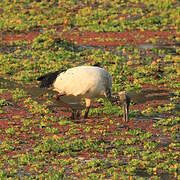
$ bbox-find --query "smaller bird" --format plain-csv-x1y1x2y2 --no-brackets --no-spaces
37,66,130,121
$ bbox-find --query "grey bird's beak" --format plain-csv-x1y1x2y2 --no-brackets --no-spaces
118,91,130,122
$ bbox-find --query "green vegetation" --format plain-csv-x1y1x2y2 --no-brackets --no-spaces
0,0,179,32
0,0,179,179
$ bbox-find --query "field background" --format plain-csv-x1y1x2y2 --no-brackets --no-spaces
0,0,180,179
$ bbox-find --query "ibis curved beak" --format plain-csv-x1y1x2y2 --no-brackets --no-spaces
118,91,130,122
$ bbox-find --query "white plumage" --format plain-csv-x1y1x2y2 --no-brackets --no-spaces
38,65,130,121
53,66,112,119
53,66,112,98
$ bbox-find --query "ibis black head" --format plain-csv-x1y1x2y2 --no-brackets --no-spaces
37,71,60,88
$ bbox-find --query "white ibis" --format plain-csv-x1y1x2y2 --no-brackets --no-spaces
37,66,130,121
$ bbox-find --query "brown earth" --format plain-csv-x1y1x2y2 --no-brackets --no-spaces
1,28,179,47
0,29,178,176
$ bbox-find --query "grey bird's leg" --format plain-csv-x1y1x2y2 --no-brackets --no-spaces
106,89,130,122
118,91,130,122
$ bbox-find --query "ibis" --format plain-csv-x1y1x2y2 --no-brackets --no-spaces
37,66,130,121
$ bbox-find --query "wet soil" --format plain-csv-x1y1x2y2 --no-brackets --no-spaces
0,27,179,178
1,28,179,47
0,76,173,127
1,26,178,129
1,30,39,43
62,29,179,47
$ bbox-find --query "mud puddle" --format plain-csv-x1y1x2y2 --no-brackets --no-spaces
137,43,179,54
0,77,172,105
128,88,171,104
0,77,82,109
0,76,174,114
135,170,175,180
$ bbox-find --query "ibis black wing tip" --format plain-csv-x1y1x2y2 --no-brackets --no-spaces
37,75,45,81
37,68,67,88
37,71,60,88
92,62,101,67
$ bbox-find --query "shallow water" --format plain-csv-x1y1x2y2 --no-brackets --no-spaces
0,76,82,109
0,76,172,111
135,170,175,180
129,88,170,104
137,43,178,54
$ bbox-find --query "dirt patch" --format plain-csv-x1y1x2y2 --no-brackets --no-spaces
63,29,178,47
1,28,179,47
1,30,39,42
0,120,8,128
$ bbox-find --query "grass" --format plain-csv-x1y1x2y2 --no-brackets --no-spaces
0,0,180,179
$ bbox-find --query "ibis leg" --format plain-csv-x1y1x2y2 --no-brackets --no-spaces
84,98,91,119
71,109,76,120
84,107,90,119
71,109,80,120
71,109,81,120
76,110,80,119
123,103,127,122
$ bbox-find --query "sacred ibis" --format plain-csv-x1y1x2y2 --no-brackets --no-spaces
37,66,130,121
